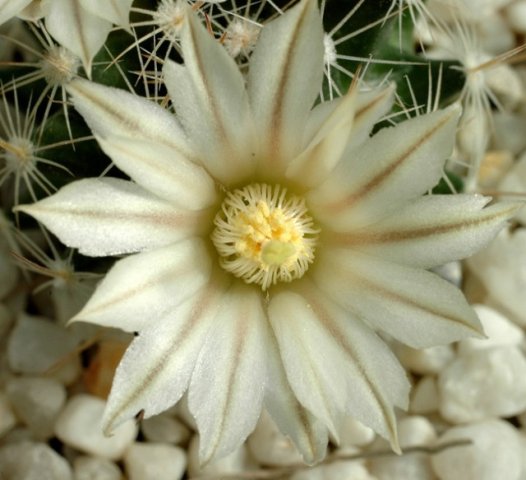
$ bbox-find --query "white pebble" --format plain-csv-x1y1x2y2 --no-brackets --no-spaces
52,275,97,326
499,154,526,225
369,416,437,480
55,394,137,461
369,454,435,480
73,456,121,480
0,392,17,439
477,13,515,54
1,426,34,443
410,376,439,414
458,305,524,355
49,360,81,386
187,435,257,478
336,416,375,448
0,441,72,480
485,63,524,109
396,344,454,375
6,376,66,439
478,150,514,188
124,443,186,480
505,0,526,32
431,420,522,480
291,460,375,480
493,112,526,155
141,413,191,445
248,410,304,465
398,416,437,448
467,229,526,325
439,347,526,423
7,314,79,376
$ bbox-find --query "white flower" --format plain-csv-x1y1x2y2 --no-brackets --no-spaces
0,0,33,26
17,0,519,465
0,0,133,73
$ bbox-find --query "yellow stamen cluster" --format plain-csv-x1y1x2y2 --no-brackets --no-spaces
212,184,319,290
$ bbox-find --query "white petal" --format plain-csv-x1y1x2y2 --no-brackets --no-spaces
264,326,329,465
68,79,195,161
304,84,395,154
269,287,409,449
344,85,397,152
79,0,132,26
267,291,344,438
163,8,255,185
96,135,217,209
71,238,212,332
15,178,207,256
103,279,226,433
44,0,111,74
308,105,461,230
0,0,32,26
330,196,520,268
189,284,269,464
17,1,44,21
285,86,357,188
314,250,483,349
247,0,324,171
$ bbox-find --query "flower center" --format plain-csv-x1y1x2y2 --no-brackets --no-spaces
212,184,319,290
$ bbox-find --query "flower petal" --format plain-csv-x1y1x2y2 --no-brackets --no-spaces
313,250,483,349
71,238,212,332
247,0,324,171
344,85,397,152
15,178,207,256
44,0,111,74
308,105,461,230
269,286,409,450
189,283,269,464
303,84,395,154
0,0,32,26
267,289,344,438
163,8,255,185
290,85,394,189
96,135,217,209
17,1,44,21
102,279,226,433
285,86,357,188
264,326,328,465
79,0,132,26
68,79,195,161
329,195,521,268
